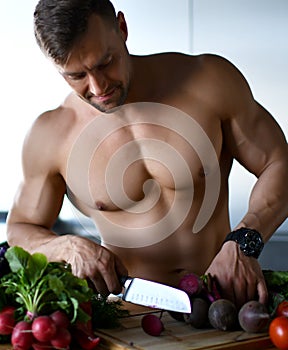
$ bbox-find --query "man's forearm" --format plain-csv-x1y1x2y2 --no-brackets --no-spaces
6,222,70,261
236,159,288,242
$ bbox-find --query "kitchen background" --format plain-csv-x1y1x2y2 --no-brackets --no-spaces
0,0,287,268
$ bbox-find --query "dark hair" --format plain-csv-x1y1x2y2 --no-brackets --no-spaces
34,0,117,65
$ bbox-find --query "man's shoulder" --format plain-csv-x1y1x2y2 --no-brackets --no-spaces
144,52,229,65
24,93,78,160
141,52,236,85
35,92,76,122
29,93,79,140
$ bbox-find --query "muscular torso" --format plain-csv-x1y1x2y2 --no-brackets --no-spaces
48,53,233,285
18,53,239,286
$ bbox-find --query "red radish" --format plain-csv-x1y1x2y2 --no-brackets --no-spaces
0,311,15,335
50,310,70,329
178,273,203,296
141,314,164,336
78,301,93,333
0,306,16,315
31,342,51,350
51,327,71,349
32,315,56,342
80,301,92,316
74,328,101,349
11,321,34,350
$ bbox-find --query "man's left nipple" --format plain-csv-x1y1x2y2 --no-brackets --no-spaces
96,201,106,211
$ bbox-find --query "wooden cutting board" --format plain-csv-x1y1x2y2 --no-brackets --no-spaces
94,303,276,350
0,303,276,350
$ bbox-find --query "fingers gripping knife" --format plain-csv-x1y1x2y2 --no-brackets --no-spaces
120,276,191,313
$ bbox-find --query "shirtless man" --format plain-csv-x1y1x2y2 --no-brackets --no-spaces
6,0,288,308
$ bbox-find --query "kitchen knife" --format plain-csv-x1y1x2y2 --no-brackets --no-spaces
120,276,191,313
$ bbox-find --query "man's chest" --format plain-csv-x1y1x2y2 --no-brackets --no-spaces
64,102,222,212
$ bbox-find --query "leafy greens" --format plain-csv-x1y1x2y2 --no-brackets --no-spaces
0,246,93,323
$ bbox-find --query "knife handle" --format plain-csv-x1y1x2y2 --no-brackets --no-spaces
119,275,131,286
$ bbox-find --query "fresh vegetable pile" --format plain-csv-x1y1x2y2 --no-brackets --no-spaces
3,243,288,349
264,270,288,350
0,244,127,350
140,271,288,350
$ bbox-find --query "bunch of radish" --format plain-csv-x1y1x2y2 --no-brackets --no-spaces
0,246,102,349
0,307,100,350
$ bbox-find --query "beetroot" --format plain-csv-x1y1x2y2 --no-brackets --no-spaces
238,300,270,333
178,273,203,297
208,299,238,331
168,310,185,322
141,314,164,336
201,273,222,302
183,297,209,328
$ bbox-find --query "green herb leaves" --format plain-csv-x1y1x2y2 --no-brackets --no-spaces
91,295,129,329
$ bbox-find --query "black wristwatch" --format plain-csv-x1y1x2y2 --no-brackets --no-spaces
223,227,264,259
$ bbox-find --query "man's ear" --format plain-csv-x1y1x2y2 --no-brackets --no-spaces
117,11,128,41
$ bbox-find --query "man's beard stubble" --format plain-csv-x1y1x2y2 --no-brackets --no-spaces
87,83,129,113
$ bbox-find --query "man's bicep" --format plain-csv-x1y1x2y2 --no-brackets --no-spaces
10,112,67,228
8,173,66,229
225,102,287,177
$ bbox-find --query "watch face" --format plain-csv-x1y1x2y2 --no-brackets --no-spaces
241,230,264,257
224,228,264,258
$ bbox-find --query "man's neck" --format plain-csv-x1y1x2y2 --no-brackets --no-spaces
125,55,153,104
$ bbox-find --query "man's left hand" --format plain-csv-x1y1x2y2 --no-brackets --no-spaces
205,240,268,309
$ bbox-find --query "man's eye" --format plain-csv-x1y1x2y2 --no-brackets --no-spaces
99,57,113,70
67,73,86,81
63,72,86,81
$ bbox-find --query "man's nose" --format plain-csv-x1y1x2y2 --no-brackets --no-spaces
87,72,108,96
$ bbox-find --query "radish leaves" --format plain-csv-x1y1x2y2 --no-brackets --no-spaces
0,246,93,323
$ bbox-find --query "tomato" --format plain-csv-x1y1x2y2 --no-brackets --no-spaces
277,301,288,318
269,316,288,350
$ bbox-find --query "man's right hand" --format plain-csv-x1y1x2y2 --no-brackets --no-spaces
64,235,128,296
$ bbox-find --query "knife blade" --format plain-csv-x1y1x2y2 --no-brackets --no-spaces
120,276,191,313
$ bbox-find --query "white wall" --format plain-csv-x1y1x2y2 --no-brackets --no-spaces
0,0,71,211
113,0,191,54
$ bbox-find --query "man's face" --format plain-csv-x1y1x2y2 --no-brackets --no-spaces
59,13,131,112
